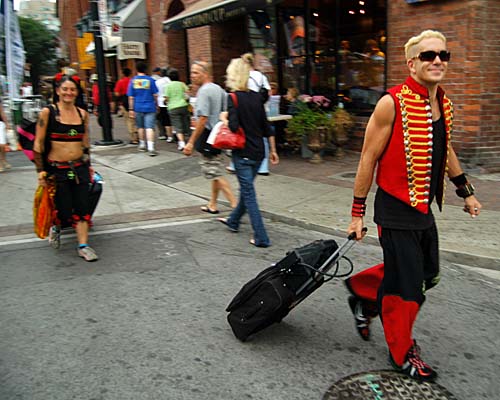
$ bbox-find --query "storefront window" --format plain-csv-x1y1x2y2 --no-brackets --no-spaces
336,0,387,113
279,7,307,94
275,0,386,113
248,9,278,85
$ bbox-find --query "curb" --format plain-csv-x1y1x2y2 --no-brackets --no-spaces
261,209,500,272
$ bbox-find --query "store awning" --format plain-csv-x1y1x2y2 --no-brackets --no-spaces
163,0,279,32
114,0,149,42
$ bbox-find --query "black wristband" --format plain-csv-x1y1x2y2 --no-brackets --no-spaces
456,182,475,198
450,173,467,187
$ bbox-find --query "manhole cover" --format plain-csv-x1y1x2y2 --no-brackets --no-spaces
323,370,458,400
329,171,357,181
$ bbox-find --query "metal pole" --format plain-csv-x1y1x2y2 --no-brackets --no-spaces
90,0,121,145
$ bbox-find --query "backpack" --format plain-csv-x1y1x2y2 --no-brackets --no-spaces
17,105,58,163
250,73,270,104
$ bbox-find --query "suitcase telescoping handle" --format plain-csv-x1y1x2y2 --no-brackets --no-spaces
317,227,368,274
295,228,368,293
292,228,368,305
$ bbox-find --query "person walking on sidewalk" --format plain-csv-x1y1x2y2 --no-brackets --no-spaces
227,53,272,176
128,62,159,156
155,68,174,142
217,57,279,248
183,61,237,213
114,67,138,144
345,30,481,382
0,103,12,172
34,75,98,262
164,68,189,151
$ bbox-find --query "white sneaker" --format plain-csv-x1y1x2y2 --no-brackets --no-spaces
78,246,98,262
177,141,185,151
166,137,174,143
148,150,158,157
158,136,167,140
138,146,147,152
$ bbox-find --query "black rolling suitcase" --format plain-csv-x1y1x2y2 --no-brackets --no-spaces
226,232,362,341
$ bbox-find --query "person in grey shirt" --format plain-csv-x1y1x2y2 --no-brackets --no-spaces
183,61,236,213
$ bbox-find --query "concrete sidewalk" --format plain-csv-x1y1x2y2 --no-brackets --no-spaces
1,113,498,271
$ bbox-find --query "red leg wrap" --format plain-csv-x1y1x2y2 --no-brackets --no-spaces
347,263,384,302
381,294,419,366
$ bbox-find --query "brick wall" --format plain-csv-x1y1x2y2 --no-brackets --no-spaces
387,0,500,171
57,0,89,64
145,0,500,170
209,18,250,86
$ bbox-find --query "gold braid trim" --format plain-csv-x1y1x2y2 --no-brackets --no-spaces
397,86,434,207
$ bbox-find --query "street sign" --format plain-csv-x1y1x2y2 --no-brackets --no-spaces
111,16,121,37
117,41,146,60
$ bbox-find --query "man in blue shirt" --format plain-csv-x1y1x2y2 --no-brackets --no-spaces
128,62,159,156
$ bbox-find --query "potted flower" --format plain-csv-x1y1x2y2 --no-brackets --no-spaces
286,97,331,163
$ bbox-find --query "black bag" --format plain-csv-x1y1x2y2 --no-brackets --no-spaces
226,238,357,341
250,74,270,104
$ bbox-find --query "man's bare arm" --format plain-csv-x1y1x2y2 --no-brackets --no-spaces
353,94,395,198
183,116,207,156
348,94,395,239
447,144,482,218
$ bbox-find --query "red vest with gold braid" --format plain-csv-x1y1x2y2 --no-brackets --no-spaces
376,76,453,214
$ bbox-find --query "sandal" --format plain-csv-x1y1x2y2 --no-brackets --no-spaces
201,205,220,214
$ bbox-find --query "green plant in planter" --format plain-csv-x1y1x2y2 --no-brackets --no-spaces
286,102,330,141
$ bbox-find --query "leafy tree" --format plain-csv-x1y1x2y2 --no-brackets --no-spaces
18,16,57,94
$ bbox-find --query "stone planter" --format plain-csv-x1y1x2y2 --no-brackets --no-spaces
306,126,328,163
332,126,349,158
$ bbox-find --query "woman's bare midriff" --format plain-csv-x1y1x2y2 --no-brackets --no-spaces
48,141,84,162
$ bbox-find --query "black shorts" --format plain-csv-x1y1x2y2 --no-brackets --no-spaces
379,223,440,305
48,163,91,228
157,107,171,126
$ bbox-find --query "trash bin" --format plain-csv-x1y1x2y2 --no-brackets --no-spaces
12,99,24,125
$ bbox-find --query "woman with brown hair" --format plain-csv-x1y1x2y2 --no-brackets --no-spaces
34,75,98,261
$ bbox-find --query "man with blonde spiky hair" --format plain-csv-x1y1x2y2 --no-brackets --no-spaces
344,30,481,381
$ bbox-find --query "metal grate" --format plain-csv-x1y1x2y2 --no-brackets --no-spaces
323,370,458,400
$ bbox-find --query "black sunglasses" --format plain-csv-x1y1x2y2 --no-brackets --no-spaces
416,50,451,62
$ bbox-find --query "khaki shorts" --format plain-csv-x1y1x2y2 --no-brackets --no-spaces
199,154,224,180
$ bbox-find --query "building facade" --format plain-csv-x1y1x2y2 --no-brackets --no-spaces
18,0,61,32
58,0,500,171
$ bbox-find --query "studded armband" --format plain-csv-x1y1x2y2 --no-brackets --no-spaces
451,173,474,198
351,196,367,217
455,183,475,199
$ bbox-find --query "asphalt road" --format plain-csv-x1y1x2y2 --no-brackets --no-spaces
1,218,499,400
